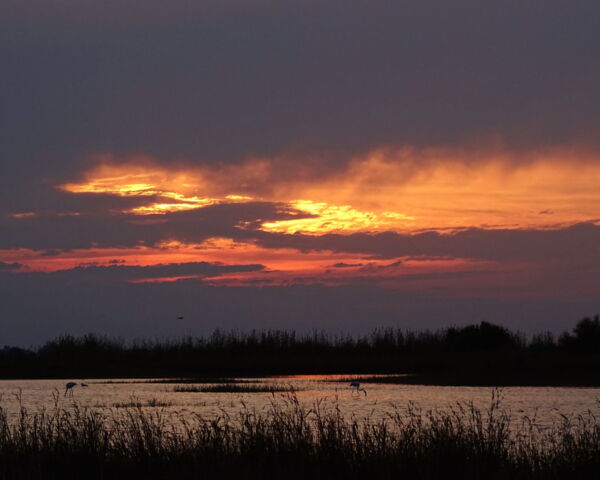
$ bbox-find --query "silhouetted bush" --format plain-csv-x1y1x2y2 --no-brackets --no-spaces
2,317,600,383
559,315,600,352
529,331,556,352
444,321,522,352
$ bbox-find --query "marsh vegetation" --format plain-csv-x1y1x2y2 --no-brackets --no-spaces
2,316,600,385
112,398,173,408
172,384,296,393
1,392,600,479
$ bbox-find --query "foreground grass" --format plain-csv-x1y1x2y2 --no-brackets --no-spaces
173,383,295,393
1,393,600,479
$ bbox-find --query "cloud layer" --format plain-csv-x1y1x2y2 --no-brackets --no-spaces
2,1,600,343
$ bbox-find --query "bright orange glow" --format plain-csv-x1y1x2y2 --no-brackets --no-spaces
58,147,600,233
225,194,253,201
59,157,255,214
260,200,414,234
9,212,37,219
126,198,219,215
271,147,600,232
129,275,201,283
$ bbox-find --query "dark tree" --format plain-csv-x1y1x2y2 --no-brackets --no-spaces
560,315,600,352
445,321,521,352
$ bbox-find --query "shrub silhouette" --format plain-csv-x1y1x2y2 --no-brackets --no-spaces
444,321,521,352
559,315,600,352
1,317,600,382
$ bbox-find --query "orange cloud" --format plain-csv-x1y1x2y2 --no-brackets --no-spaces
1,235,522,297
269,147,600,232
258,200,415,235
57,146,600,236
8,212,38,219
59,155,258,215
0,238,370,274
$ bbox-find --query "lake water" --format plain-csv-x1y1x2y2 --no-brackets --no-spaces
1,375,599,429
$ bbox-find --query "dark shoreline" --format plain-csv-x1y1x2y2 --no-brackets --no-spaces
2,319,600,386
2,372,600,388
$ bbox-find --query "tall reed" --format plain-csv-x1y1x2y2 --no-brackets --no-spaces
0,392,599,479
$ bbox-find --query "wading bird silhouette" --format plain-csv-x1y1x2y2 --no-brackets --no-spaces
64,382,77,396
350,381,367,396
64,382,87,396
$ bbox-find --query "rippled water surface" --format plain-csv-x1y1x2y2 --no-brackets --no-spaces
1,376,599,427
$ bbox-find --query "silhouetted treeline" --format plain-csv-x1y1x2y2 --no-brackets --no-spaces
2,317,600,384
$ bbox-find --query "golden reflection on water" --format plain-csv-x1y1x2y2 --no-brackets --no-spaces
0,376,599,429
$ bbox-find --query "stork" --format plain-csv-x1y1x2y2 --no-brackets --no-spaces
64,382,88,396
349,381,367,396
64,382,77,396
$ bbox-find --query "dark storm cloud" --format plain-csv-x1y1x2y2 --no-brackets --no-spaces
0,202,297,250
0,262,22,271
49,261,265,283
255,223,600,263
0,190,167,218
331,262,364,268
2,1,600,209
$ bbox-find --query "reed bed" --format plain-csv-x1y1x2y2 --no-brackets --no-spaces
1,392,599,479
147,377,256,384
5,320,600,384
172,383,296,393
328,375,413,384
93,377,257,385
112,398,173,408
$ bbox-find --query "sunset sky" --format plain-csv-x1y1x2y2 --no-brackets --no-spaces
2,1,600,344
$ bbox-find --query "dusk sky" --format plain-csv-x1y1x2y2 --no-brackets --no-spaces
2,1,600,345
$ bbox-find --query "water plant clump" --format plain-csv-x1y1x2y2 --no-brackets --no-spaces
172,383,295,393
328,375,413,384
112,398,173,408
147,377,255,384
0,393,600,479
